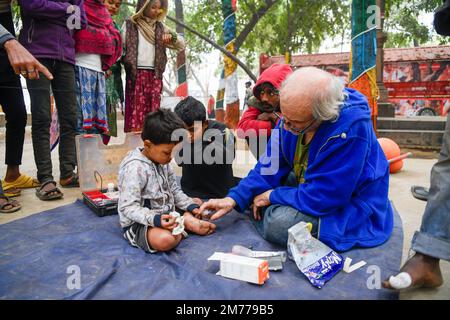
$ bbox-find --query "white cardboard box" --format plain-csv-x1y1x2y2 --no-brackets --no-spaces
208,252,270,285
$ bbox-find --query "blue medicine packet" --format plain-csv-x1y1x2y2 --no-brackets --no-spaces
287,222,343,288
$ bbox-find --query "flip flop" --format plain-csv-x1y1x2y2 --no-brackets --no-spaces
411,185,429,201
2,174,40,190
60,174,79,188
3,187,21,198
35,180,64,201
0,196,21,214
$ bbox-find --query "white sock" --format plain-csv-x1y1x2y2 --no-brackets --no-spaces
388,272,413,289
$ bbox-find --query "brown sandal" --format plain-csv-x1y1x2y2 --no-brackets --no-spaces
0,196,21,213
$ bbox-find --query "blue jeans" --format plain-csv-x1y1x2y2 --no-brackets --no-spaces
251,172,319,247
411,112,450,261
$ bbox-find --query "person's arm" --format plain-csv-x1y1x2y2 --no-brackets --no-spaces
0,24,15,48
3,37,53,80
166,165,199,213
200,124,291,221
118,162,165,227
228,124,291,212
120,21,127,55
171,32,185,52
237,107,273,139
270,135,370,217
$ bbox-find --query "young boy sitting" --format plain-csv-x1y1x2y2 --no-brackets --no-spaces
118,109,216,253
174,97,237,199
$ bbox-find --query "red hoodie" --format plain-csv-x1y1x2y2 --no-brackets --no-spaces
237,63,293,138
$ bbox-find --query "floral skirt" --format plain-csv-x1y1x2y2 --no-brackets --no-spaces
124,69,162,132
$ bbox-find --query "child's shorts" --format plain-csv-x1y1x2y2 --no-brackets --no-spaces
123,223,157,253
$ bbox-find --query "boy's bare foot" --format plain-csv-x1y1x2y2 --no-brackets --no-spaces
382,253,443,290
183,212,216,236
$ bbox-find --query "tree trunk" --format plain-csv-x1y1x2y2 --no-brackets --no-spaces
285,0,292,63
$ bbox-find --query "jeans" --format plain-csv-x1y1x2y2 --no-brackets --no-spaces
250,171,319,247
411,112,450,261
26,59,77,183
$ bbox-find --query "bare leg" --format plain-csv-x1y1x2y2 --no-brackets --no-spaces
382,253,443,289
4,165,20,182
147,227,183,252
183,212,216,236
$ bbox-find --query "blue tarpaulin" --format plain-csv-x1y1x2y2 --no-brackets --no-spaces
0,200,403,299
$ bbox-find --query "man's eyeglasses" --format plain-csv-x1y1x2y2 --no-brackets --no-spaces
273,112,317,135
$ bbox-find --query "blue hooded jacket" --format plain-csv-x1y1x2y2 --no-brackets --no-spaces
228,88,394,251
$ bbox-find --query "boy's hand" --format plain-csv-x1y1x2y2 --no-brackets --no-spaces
162,33,172,45
191,208,201,219
191,198,203,218
160,214,178,230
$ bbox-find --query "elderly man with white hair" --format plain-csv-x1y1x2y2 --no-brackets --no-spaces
200,67,393,251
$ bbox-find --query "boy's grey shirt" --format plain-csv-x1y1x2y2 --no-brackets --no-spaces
118,148,196,229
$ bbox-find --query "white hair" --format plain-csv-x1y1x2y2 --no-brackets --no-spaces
281,67,347,122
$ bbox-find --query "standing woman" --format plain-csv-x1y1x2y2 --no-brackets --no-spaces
122,0,185,132
17,0,87,200
73,0,122,136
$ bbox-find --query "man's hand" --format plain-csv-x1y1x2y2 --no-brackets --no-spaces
160,214,178,231
252,190,273,221
4,39,53,80
199,197,236,221
257,112,277,122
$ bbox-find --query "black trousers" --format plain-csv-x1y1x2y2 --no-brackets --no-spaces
0,10,27,167
26,59,77,183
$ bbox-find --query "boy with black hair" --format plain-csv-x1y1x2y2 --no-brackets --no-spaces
174,96,237,199
118,109,216,253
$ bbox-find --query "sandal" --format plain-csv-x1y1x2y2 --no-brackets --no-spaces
3,187,21,198
0,196,21,213
2,174,40,190
60,174,79,188
35,180,64,201
411,185,429,202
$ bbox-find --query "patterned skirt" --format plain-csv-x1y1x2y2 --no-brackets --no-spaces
75,66,109,135
124,69,163,132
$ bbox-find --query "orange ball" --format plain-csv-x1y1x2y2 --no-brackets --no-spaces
389,159,404,173
377,138,402,173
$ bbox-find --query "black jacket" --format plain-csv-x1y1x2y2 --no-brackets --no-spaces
176,120,238,199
